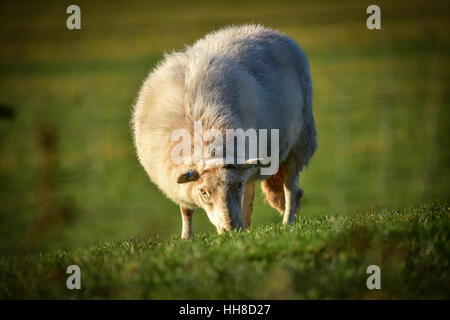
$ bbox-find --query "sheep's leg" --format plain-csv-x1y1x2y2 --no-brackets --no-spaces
282,162,302,225
180,206,194,239
241,181,255,228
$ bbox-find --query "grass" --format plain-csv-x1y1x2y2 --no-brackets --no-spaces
0,204,448,299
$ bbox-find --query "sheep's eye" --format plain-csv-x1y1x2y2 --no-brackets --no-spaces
199,189,209,198
237,182,243,189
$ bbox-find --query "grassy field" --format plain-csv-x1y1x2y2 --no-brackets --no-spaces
0,0,449,299
0,204,448,299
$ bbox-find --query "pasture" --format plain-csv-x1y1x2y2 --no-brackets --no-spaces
0,0,448,298
1,205,448,299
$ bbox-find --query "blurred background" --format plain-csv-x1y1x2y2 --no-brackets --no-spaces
0,0,448,255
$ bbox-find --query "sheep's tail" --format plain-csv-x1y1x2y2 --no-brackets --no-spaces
261,166,285,215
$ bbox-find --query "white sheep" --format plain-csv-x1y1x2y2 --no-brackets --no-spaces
132,24,317,238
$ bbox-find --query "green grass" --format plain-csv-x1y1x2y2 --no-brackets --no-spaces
0,204,448,299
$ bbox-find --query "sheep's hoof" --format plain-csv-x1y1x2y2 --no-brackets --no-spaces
181,233,193,239
282,217,295,225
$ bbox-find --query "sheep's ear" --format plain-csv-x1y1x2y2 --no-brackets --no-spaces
177,169,200,184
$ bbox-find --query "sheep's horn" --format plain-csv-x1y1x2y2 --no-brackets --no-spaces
236,158,271,169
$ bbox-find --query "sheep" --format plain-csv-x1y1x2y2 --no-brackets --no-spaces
132,24,317,239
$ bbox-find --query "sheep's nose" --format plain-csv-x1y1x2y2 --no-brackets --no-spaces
217,224,232,234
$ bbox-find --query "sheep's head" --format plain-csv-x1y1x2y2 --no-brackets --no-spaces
177,159,265,233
